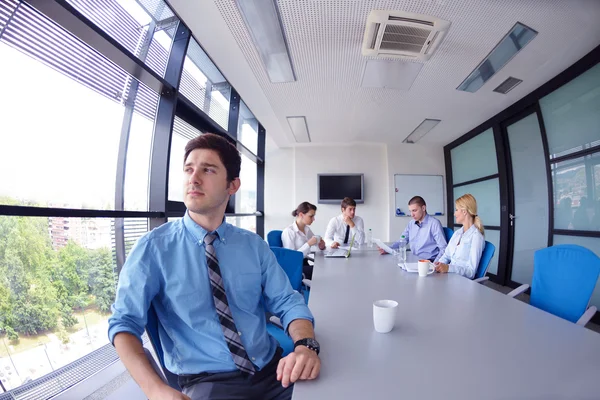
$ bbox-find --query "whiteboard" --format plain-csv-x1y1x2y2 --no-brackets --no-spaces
394,174,444,216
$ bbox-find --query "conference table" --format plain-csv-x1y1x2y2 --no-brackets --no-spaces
292,247,600,399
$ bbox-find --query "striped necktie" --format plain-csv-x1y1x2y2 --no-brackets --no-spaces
204,233,255,375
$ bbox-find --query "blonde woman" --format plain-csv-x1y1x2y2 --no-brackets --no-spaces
434,194,485,279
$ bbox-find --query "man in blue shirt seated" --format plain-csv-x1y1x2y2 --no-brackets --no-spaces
379,196,447,262
108,133,320,400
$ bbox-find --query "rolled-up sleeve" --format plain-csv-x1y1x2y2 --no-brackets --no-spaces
260,243,313,333
107,237,159,344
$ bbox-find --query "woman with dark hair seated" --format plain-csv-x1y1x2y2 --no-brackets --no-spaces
282,202,326,279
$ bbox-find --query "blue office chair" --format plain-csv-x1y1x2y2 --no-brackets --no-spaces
267,230,284,247
473,241,495,283
507,244,600,326
266,247,308,356
145,304,181,391
443,227,454,243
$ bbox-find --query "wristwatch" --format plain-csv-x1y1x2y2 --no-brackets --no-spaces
294,338,320,355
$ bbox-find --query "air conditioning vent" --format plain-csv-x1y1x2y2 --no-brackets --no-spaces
493,77,523,94
388,16,434,26
362,10,450,61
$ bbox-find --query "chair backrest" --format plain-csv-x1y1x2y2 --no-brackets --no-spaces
474,241,496,280
443,227,453,243
267,230,284,247
269,247,304,291
530,244,600,323
146,304,181,390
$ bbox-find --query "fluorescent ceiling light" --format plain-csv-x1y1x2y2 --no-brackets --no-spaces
234,0,295,83
287,116,311,143
403,119,441,143
457,22,537,93
361,60,423,90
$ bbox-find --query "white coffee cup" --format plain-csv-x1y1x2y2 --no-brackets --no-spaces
312,235,321,244
373,300,398,333
418,260,435,277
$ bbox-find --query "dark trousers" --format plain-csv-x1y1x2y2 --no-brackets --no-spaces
178,347,292,400
302,258,313,280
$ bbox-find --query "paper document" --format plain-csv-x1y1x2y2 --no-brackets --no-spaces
374,238,396,255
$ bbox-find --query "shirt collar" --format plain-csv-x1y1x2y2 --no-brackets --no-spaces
183,210,228,244
414,213,430,227
292,221,309,235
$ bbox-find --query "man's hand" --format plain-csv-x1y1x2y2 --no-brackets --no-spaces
378,247,387,255
318,239,326,250
276,346,320,388
434,262,449,273
343,215,355,228
331,242,340,249
149,386,191,400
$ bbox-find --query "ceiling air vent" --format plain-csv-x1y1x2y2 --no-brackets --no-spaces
362,10,450,61
493,77,523,94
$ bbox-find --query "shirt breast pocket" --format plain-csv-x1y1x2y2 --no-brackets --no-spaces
230,272,262,313
455,237,473,262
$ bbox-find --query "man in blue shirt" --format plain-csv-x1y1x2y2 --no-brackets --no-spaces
379,196,447,262
108,134,320,400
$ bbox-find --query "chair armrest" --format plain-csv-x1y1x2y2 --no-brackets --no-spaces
302,279,312,288
474,276,489,283
576,306,597,327
507,284,529,298
269,316,283,329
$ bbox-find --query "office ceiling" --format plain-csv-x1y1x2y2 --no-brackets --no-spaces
167,0,600,148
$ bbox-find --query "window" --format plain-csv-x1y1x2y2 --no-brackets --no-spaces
0,215,149,392
237,155,257,214
0,3,157,211
238,101,259,154
453,179,501,227
168,117,204,202
65,0,177,78
450,128,498,184
552,152,600,231
540,63,600,158
226,216,256,233
179,38,231,130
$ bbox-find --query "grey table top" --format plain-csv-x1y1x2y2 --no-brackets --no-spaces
292,251,600,400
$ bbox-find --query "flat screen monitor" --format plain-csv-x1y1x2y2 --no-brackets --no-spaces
318,174,364,204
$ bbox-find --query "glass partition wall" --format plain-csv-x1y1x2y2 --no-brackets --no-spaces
0,0,265,397
445,46,600,323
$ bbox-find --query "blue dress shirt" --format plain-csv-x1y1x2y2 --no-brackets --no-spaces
391,214,447,261
108,212,313,374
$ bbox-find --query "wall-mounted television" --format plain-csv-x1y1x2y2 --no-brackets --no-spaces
318,174,364,204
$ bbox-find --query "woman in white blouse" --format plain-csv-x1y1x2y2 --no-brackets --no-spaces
434,194,485,279
281,202,326,279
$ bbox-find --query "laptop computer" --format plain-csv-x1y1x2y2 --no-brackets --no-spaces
325,233,356,258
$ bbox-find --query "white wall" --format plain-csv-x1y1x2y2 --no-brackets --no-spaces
387,144,446,242
292,144,389,241
265,141,445,242
265,137,295,235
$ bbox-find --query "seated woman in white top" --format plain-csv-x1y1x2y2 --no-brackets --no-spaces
434,194,485,279
281,202,326,279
